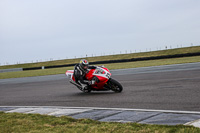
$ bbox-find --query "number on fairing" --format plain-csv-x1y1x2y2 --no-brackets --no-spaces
106,73,111,78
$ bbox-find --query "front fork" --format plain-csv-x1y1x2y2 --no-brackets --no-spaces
104,78,116,90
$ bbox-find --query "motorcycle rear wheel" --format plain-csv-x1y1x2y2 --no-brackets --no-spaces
108,78,123,93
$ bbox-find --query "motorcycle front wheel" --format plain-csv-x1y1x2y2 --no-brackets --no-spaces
108,78,123,93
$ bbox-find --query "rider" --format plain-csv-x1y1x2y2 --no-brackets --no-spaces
74,59,96,91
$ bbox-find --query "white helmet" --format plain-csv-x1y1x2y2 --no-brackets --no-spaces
80,59,89,70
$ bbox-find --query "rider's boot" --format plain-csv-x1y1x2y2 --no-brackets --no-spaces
77,81,90,92
83,86,90,93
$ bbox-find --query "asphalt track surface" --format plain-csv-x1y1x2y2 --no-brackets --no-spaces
0,62,200,112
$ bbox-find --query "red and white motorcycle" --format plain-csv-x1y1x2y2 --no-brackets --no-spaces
66,66,123,93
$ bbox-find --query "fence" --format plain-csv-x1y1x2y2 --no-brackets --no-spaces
22,52,200,71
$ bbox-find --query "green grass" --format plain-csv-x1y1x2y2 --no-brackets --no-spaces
0,112,199,133
1,46,200,69
0,55,200,79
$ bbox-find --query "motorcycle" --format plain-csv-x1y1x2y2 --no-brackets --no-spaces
65,66,123,93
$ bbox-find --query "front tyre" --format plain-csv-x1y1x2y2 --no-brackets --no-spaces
108,78,123,93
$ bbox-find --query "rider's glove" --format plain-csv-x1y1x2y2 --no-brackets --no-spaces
88,80,95,85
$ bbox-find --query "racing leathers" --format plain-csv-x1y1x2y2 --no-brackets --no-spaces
74,64,96,90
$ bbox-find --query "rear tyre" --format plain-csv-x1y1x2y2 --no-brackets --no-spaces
108,78,123,93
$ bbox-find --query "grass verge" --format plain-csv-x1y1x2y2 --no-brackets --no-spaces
0,112,199,133
0,46,200,69
0,55,200,79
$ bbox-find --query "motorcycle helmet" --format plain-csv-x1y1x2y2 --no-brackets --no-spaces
80,59,89,70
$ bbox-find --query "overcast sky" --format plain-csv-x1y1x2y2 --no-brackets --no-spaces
0,0,200,65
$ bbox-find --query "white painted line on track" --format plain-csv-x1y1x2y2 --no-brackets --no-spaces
185,119,200,128
1,106,200,128
48,108,92,116
2,106,200,115
6,108,36,113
